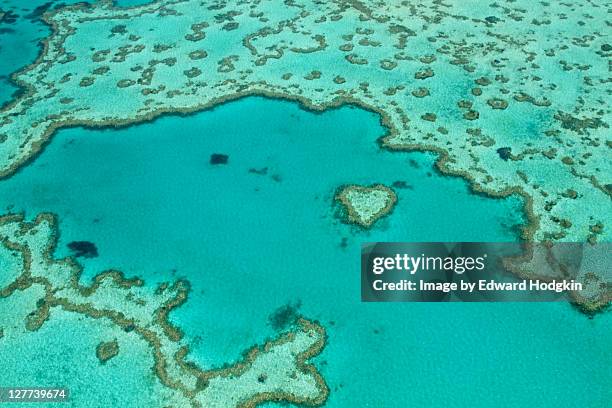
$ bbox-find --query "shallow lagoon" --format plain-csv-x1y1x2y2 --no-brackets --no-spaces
0,1,610,406
0,96,610,407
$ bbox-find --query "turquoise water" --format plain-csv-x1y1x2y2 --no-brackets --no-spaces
0,0,47,105
0,2,176,406
0,1,610,406
0,96,609,407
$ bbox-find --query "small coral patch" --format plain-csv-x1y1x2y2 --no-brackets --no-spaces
336,184,397,228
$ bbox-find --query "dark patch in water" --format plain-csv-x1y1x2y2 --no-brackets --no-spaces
209,153,229,165
496,147,512,161
67,241,98,258
339,237,348,248
268,300,301,330
248,167,268,175
25,2,54,20
0,11,19,24
392,180,412,189
270,174,282,182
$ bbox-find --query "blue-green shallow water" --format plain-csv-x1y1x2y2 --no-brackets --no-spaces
0,0,152,105
0,96,610,407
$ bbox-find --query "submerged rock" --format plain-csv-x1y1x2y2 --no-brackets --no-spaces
67,241,98,258
248,167,268,175
391,180,412,189
209,153,229,165
496,147,512,161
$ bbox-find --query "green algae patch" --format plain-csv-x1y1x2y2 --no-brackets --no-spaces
96,339,119,364
336,184,397,228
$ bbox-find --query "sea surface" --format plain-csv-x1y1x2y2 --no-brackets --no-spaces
0,1,610,407
0,95,610,407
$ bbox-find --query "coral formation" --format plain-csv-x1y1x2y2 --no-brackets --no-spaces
0,213,328,407
96,339,120,364
0,0,608,246
336,184,397,228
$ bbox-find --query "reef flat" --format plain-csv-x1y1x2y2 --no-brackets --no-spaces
336,184,397,227
0,0,609,245
0,213,328,407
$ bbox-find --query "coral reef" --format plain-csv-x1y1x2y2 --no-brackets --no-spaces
96,339,120,364
336,184,397,228
0,0,608,246
0,213,328,407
